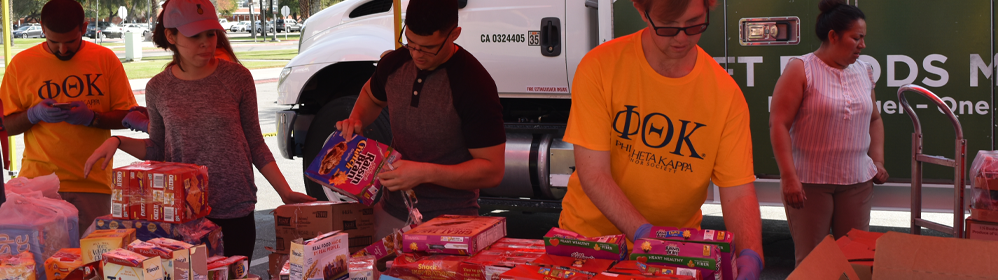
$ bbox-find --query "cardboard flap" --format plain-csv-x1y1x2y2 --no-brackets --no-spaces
787,235,862,280
873,232,998,279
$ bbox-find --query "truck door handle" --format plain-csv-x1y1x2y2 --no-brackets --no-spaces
540,17,561,57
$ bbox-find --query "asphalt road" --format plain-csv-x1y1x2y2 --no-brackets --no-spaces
2,79,962,279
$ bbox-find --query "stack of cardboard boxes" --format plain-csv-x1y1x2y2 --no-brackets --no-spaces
268,201,376,279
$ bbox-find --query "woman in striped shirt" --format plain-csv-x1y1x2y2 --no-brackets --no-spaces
769,0,888,266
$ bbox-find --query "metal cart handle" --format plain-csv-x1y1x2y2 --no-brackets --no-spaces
897,84,966,238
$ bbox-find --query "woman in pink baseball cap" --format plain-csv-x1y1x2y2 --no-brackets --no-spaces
84,0,316,260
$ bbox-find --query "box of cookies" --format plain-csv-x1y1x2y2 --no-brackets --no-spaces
543,228,627,261
629,239,720,280
304,131,401,206
647,227,733,280
402,215,507,256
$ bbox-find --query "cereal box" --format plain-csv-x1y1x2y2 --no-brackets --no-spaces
304,131,401,206
629,239,720,280
346,256,376,280
82,229,138,264
543,228,627,261
45,248,82,280
647,227,733,280
402,215,507,256
0,251,36,280
101,249,164,280
609,261,701,280
289,231,349,280
385,253,467,280
93,216,224,257
147,238,209,280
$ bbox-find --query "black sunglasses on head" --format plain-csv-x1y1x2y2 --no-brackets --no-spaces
645,8,710,37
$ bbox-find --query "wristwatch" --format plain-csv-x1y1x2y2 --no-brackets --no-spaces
88,112,100,127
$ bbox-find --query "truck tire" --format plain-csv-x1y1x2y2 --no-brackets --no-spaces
301,95,392,201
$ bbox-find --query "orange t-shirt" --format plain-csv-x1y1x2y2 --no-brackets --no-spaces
0,41,137,194
559,30,756,239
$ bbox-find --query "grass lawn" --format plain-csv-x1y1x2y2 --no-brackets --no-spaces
229,33,300,42
144,49,299,61
120,60,290,79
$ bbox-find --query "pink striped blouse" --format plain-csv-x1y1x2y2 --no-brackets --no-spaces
789,53,878,185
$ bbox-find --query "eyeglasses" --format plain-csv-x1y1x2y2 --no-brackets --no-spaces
645,8,710,37
397,24,455,56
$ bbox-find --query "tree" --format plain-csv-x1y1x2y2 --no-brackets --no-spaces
278,0,297,20
211,0,238,17
12,0,47,23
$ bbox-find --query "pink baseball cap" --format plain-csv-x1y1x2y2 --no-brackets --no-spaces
163,0,224,37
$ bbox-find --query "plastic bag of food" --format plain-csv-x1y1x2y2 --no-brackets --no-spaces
0,190,81,279
5,173,61,200
971,151,998,213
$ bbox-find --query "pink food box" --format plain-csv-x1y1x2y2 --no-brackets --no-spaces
401,215,507,256
630,238,721,280
543,228,627,261
648,227,734,280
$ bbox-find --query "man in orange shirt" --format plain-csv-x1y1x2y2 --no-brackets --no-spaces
560,0,763,279
0,0,136,233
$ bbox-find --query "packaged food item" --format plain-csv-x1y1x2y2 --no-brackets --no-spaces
268,254,289,280
592,272,695,280
82,229,138,264
527,254,615,276
273,202,375,254
64,259,103,280
352,225,412,262
609,261,700,280
305,131,401,206
385,253,468,280
646,227,732,280
208,256,248,279
279,261,290,280
497,264,589,280
544,228,627,261
971,151,998,222
289,231,349,280
94,216,224,257
629,239,720,280
347,255,376,280
46,248,83,280
459,248,545,280
402,215,506,256
113,162,211,224
112,169,133,220
487,238,546,252
101,249,163,280
0,180,81,278
207,261,229,280
0,251,37,280
147,238,209,280
118,162,158,220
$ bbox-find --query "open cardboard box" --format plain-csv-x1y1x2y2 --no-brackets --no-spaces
789,231,998,279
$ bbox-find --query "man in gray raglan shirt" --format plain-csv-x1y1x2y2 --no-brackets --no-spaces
336,0,506,239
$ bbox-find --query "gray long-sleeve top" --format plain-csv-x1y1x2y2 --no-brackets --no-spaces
144,60,275,219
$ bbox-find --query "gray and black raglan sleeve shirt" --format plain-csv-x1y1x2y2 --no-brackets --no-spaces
370,46,506,222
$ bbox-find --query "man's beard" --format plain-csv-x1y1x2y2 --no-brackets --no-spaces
53,50,76,61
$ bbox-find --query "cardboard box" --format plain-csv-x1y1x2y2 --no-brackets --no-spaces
971,208,998,224
154,164,210,223
82,229,138,264
544,228,627,261
112,169,132,219
647,227,734,280
268,254,289,280
94,216,224,257
966,218,998,241
0,251,36,280
102,249,164,280
289,231,349,280
629,238,720,280
120,162,158,220
834,229,882,267
274,202,375,254
873,231,998,279
147,238,210,280
304,131,400,206
786,235,860,280
46,248,83,280
402,215,507,256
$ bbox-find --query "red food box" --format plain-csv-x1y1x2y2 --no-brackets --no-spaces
460,248,545,280
630,239,720,280
111,169,131,219
488,238,546,252
402,215,507,256
527,254,615,276
385,253,468,280
497,264,590,280
117,162,158,220
149,163,210,223
609,261,701,280
592,272,695,280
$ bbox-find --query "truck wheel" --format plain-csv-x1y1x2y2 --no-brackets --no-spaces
301,95,392,201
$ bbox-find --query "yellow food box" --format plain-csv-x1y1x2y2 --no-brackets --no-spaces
0,251,36,280
45,248,82,280
82,229,138,264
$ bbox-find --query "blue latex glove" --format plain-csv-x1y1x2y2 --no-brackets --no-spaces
735,249,763,280
122,108,149,133
65,101,95,126
26,99,68,124
633,223,653,241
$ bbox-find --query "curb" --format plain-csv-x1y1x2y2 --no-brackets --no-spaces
131,78,280,95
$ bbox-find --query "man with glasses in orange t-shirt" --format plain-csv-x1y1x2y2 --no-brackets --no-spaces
0,0,136,234
560,0,763,279
334,0,506,239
